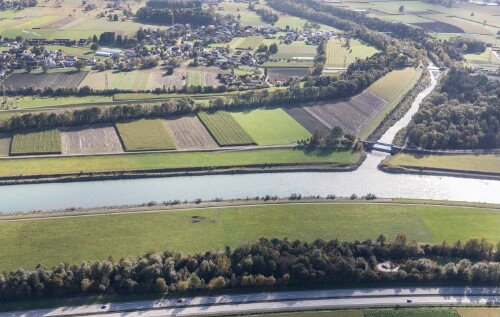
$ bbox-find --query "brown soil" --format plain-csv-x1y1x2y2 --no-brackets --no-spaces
61,124,124,155
0,134,11,157
43,16,76,29
284,107,330,134
5,72,88,89
164,116,218,150
303,90,387,134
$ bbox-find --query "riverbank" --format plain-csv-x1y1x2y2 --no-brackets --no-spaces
0,147,363,185
1,200,499,272
380,153,500,180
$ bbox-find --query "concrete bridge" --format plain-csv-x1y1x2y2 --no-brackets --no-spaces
359,140,403,155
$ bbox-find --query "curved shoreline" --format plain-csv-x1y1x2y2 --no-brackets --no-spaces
0,154,366,186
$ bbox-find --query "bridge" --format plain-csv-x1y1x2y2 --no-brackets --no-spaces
359,140,403,155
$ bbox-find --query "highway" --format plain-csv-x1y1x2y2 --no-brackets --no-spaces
2,287,499,317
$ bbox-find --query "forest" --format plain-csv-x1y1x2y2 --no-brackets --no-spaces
406,67,500,149
1,236,500,301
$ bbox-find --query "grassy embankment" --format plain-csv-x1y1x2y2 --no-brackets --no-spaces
382,153,500,175
257,308,500,316
0,202,499,271
0,147,359,177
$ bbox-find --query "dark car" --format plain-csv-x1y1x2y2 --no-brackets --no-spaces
407,299,412,303
176,298,183,303
101,304,107,309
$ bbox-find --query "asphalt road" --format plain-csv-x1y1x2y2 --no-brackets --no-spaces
2,287,499,317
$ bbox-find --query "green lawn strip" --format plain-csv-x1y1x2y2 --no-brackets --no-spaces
365,308,460,317
383,153,500,174
257,311,362,317
17,96,113,109
5,203,496,271
198,111,256,146
417,205,500,244
115,119,176,151
237,36,265,50
359,67,422,138
0,147,359,177
10,129,61,155
231,108,311,145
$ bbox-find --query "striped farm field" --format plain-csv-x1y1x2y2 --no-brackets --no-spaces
198,111,255,146
325,38,379,68
115,119,176,151
368,67,420,101
10,129,62,155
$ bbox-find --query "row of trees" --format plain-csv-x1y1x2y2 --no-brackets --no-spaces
405,67,500,149
146,0,202,9
0,0,36,10
2,236,500,301
136,7,216,26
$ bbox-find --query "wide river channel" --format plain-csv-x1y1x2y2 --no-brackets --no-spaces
1,68,499,213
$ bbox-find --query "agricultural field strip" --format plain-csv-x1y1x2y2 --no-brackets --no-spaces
115,119,176,151
61,124,124,155
303,91,387,133
197,111,256,146
164,116,219,150
10,129,62,155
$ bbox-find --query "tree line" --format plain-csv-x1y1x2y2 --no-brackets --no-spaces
136,6,216,26
146,0,202,9
405,67,500,149
2,235,500,301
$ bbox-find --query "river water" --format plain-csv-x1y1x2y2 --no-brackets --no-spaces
1,68,499,213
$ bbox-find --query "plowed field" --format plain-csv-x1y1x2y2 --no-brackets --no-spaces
165,116,218,150
61,124,123,155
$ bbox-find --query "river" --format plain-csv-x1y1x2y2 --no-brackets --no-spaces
1,67,499,213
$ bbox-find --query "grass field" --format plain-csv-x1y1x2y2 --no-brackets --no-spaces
198,111,256,146
231,108,311,145
10,129,61,155
382,153,500,175
16,96,113,109
464,48,500,69
115,119,176,151
359,67,422,138
0,134,11,156
367,68,420,101
0,147,358,177
237,36,265,50
258,311,362,317
365,309,460,317
186,69,203,86
272,43,318,59
0,202,498,271
456,308,500,317
325,38,379,68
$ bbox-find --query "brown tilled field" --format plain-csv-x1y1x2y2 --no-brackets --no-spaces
5,72,88,89
61,124,124,155
43,16,76,29
302,91,387,134
165,116,218,150
268,68,309,79
284,107,330,134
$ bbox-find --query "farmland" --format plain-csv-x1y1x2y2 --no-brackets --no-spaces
236,36,265,50
4,71,88,89
0,202,499,271
382,153,500,175
0,134,11,156
231,108,311,145
368,68,421,101
0,147,359,177
198,111,256,146
272,43,318,59
267,67,309,79
324,38,379,69
16,95,113,109
303,91,388,134
10,129,61,155
186,69,203,87
165,116,218,150
61,124,123,155
284,106,330,134
464,48,500,70
115,119,176,151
